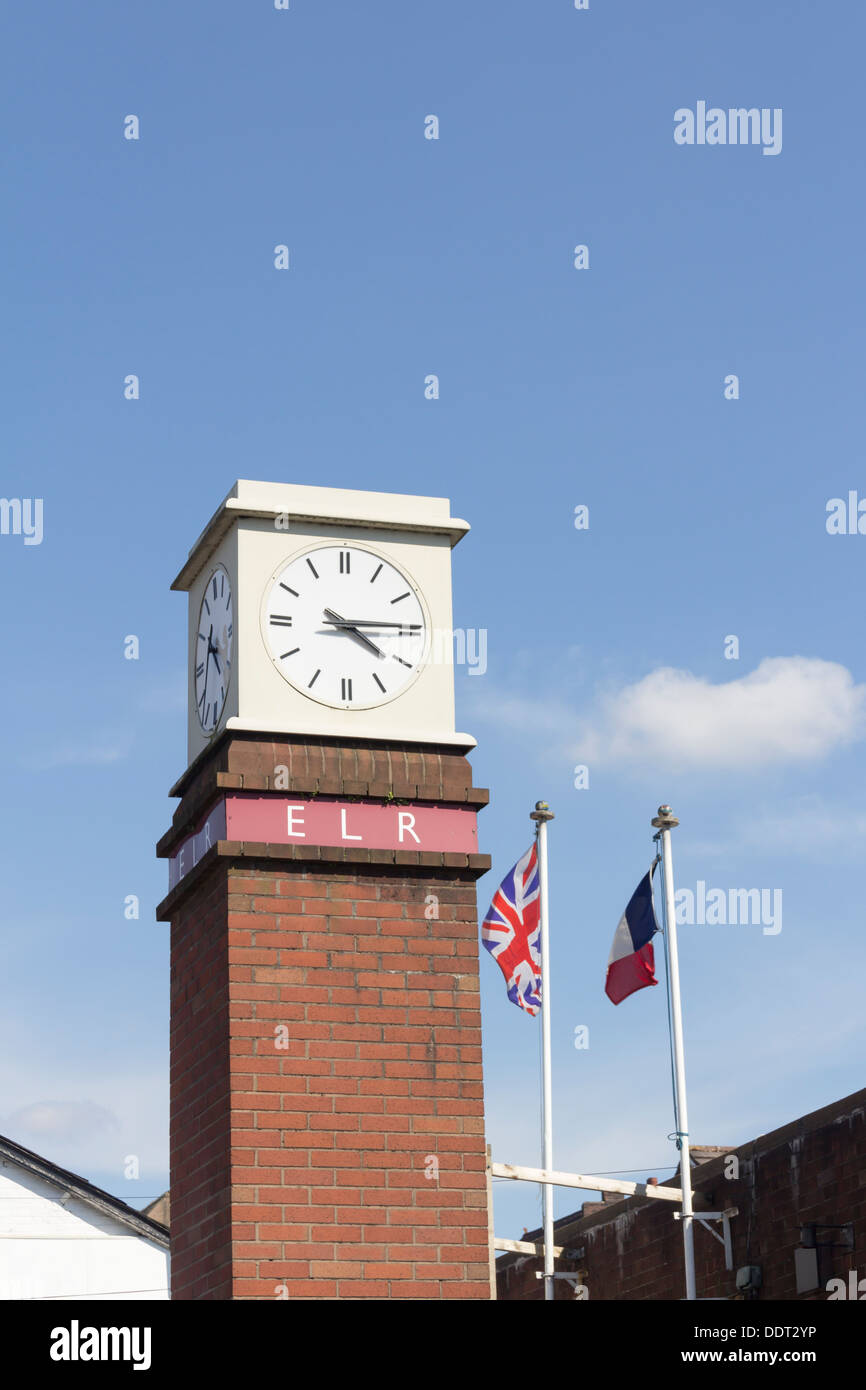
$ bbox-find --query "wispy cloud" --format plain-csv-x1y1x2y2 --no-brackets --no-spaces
470,656,866,773
28,741,129,771
694,795,866,863
4,1100,120,1146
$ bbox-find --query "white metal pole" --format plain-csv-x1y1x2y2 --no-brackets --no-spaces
531,800,555,1301
652,804,696,1302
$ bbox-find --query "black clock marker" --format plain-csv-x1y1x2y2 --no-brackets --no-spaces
280,583,299,597
370,563,383,583
204,598,211,616
308,669,321,688
195,663,204,678
395,656,413,669
212,577,217,600
306,558,319,579
341,678,353,701
390,592,410,605
373,673,386,693
280,648,300,659
339,551,351,574
270,615,293,626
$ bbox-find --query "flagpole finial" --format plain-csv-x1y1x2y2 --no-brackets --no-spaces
530,801,555,823
651,804,679,830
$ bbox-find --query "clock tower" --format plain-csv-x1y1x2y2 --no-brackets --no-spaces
157,481,494,1300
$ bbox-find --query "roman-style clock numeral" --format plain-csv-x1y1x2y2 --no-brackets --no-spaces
339,551,351,574
341,678,353,701
195,663,204,678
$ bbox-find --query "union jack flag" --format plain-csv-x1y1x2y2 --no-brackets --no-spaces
481,844,542,1016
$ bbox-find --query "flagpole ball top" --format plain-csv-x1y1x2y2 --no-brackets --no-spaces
651,804,679,829
530,800,555,823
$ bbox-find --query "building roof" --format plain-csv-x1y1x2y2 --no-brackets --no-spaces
0,1133,169,1249
142,1191,170,1228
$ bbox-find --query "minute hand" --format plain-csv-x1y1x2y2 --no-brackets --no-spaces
321,619,422,630
322,608,385,659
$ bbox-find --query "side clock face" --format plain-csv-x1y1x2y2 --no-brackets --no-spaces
262,544,428,709
194,565,233,732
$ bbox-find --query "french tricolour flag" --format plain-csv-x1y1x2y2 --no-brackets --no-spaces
605,865,660,1005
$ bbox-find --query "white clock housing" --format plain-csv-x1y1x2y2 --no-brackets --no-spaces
174,481,474,767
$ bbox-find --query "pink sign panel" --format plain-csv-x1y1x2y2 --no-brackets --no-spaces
168,794,478,890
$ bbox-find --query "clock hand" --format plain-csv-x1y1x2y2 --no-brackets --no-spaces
321,619,422,631
322,608,385,659
202,626,213,701
204,624,223,677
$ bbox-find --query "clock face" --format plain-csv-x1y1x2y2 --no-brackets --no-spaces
194,565,233,733
261,543,428,709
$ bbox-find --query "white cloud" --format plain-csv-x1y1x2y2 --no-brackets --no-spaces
469,656,866,772
579,657,866,769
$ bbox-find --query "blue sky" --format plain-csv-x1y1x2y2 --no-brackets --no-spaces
2,1,865,1246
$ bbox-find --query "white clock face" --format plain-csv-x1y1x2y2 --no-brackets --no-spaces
261,544,428,709
194,565,233,733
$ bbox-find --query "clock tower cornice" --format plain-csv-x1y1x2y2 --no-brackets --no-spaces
171,479,471,593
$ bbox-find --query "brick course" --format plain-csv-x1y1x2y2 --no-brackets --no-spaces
161,737,493,1301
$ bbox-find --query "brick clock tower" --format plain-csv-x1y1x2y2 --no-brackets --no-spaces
156,481,493,1300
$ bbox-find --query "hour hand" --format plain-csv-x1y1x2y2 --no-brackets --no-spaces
322,608,385,659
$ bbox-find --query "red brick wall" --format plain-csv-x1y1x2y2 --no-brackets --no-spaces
497,1092,866,1301
169,870,233,1299
160,734,493,1301
224,864,491,1300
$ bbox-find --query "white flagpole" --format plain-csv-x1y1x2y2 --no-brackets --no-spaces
531,800,555,1301
652,804,697,1302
